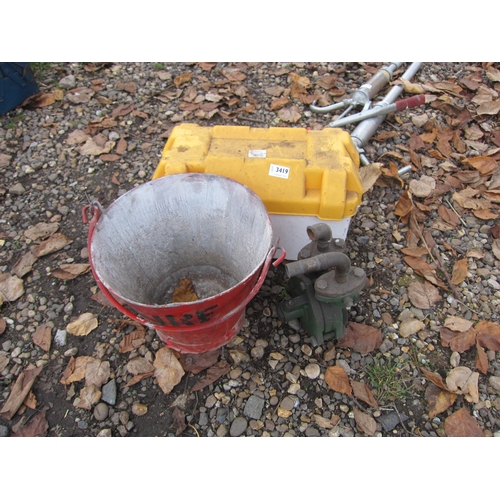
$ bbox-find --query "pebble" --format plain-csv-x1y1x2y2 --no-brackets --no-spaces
244,395,265,420
93,402,109,421
54,329,67,347
228,417,247,436
58,75,76,89
304,363,321,379
101,379,117,405
132,403,148,416
450,352,460,368
489,376,500,394
97,429,112,437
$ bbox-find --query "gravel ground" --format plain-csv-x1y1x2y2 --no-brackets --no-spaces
1,62,500,438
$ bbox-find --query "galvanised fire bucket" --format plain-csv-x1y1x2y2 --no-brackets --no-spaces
83,173,285,353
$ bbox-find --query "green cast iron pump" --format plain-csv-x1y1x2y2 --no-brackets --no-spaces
277,223,368,346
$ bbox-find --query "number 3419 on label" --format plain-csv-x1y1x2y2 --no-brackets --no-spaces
269,164,290,179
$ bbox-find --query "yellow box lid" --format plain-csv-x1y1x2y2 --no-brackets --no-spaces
153,123,362,220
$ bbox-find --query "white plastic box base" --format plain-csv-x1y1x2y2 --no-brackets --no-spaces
270,214,351,261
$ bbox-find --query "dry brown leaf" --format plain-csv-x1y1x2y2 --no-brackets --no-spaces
154,346,185,394
475,342,489,374
74,384,101,410
311,414,338,429
179,349,220,374
79,137,115,156
475,321,500,351
191,360,231,392
493,240,500,260
399,78,425,94
353,407,377,436
359,163,382,193
31,233,73,258
408,281,441,309
425,384,457,418
464,156,498,175
437,205,459,227
351,380,378,408
24,222,60,241
12,409,49,437
125,371,154,387
67,313,98,336
444,407,485,437
0,366,43,420
0,318,6,336
172,278,199,303
119,324,146,353
60,356,94,384
126,357,154,375
0,273,24,302
409,175,436,198
324,365,352,396
443,316,473,332
421,367,449,391
66,87,94,104
474,209,499,220
451,259,468,285
336,323,382,354
278,105,301,123
32,324,52,351
394,190,413,217
270,96,290,111
446,367,479,402
440,326,477,352
477,100,500,115
12,251,38,278
172,406,187,436
85,359,110,388
51,263,90,280
111,103,135,118
399,317,425,338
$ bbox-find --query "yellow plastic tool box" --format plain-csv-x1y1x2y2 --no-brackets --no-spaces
153,124,363,259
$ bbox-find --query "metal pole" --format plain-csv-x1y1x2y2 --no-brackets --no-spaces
349,62,423,165
310,62,404,114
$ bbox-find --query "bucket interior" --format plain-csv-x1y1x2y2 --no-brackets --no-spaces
90,174,273,305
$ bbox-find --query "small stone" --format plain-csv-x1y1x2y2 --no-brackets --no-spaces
244,395,265,420
64,347,78,357
199,412,209,426
54,329,67,347
9,183,26,195
277,407,292,418
280,395,298,411
97,428,112,437
0,425,9,437
305,363,321,379
489,376,500,394
217,424,227,437
119,411,129,425
378,411,408,432
323,346,336,362
59,75,76,89
305,427,320,437
101,379,117,405
132,403,148,416
450,351,460,368
251,345,265,359
93,402,109,421
301,344,313,356
229,417,247,437
205,394,217,408
287,383,300,394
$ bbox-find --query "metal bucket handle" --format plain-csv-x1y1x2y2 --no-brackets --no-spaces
82,200,286,329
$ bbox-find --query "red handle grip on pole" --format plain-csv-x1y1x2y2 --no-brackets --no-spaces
395,94,426,112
